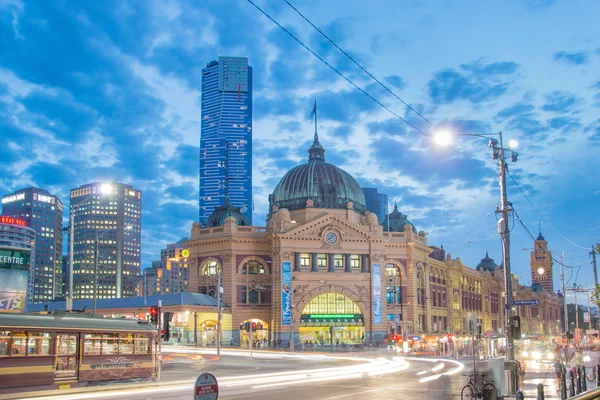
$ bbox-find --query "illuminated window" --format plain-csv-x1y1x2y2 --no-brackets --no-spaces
350,255,360,269
317,254,327,268
202,261,220,276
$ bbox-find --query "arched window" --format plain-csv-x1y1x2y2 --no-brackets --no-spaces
242,260,266,275
203,261,220,276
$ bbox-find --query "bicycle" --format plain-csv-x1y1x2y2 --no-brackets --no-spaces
461,373,497,400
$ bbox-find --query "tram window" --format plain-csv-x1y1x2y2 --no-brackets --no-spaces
102,334,119,355
27,332,50,355
0,331,9,356
135,336,150,354
119,334,134,354
11,332,26,356
84,334,102,355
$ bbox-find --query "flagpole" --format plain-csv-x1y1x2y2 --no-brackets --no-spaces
314,100,317,138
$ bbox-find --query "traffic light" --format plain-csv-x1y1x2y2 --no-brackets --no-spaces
390,334,399,344
447,334,453,343
251,322,257,331
512,316,522,340
163,312,172,341
149,306,158,325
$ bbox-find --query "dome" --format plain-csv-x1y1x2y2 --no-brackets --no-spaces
205,197,251,227
531,282,543,293
476,252,498,272
269,133,366,214
382,202,416,233
536,231,545,241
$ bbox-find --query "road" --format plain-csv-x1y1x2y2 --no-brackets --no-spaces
25,347,467,400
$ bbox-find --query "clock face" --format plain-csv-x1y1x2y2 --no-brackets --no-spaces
325,232,338,244
536,267,545,276
181,249,190,258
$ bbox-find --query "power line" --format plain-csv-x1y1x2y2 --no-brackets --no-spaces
283,0,436,128
506,169,589,250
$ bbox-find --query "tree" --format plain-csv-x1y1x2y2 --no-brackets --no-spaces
567,303,587,332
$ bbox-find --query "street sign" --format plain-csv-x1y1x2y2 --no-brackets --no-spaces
514,300,540,306
194,372,218,400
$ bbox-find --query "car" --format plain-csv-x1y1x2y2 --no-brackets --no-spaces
521,347,554,362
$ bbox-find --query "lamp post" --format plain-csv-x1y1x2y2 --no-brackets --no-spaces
435,130,519,360
93,225,132,315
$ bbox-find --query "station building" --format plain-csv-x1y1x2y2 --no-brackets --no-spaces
186,133,563,348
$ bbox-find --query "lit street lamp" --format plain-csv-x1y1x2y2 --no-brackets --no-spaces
434,130,519,360
93,225,132,315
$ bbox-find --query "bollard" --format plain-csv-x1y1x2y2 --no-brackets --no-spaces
537,383,545,400
582,365,587,392
560,370,567,400
576,366,582,394
569,370,575,397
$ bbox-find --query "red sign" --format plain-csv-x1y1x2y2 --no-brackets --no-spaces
0,216,26,227
196,384,218,395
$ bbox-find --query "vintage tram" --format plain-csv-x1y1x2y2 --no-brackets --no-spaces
0,312,159,394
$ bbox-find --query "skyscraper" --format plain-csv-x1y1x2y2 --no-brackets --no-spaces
362,188,388,225
199,56,253,225
143,238,189,296
69,182,141,299
1,187,63,303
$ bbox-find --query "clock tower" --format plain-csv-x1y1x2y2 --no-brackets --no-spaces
530,230,553,292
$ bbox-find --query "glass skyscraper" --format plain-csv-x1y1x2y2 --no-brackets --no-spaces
362,188,388,225
69,182,141,299
199,56,253,225
1,187,63,303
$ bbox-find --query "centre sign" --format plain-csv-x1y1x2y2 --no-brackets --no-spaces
0,249,30,271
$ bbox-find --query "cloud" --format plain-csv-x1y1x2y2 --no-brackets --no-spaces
384,75,406,91
553,51,589,65
542,91,582,113
428,60,519,105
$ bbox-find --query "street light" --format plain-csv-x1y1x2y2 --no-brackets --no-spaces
93,225,132,315
434,130,519,360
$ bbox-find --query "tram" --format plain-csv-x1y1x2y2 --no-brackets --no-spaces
0,312,159,394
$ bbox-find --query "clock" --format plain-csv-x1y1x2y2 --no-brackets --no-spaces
536,267,545,276
181,249,190,258
325,231,338,244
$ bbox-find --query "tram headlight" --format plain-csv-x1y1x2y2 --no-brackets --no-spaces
532,351,541,360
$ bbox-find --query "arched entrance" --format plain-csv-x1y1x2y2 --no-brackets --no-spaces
200,320,217,346
299,293,365,345
240,319,269,348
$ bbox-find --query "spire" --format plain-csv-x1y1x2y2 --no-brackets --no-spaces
308,100,325,162
536,220,545,241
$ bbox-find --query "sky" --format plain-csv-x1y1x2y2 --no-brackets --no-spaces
1,0,599,302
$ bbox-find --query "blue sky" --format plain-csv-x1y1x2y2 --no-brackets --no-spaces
1,0,599,301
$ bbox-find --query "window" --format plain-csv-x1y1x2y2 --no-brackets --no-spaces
102,334,119,355
27,332,50,355
119,334,134,354
350,255,360,269
84,333,102,355
334,254,344,268
0,332,10,356
317,254,327,268
249,289,259,304
300,253,310,268
203,261,219,276
135,336,149,354
11,332,27,356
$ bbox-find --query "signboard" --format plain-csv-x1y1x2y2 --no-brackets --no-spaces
514,300,540,306
584,312,590,323
372,263,382,324
0,249,30,271
300,314,363,325
281,262,291,325
0,216,26,227
2,193,25,204
0,269,28,312
194,372,218,400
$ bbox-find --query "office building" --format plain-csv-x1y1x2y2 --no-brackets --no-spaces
143,238,189,296
199,56,253,226
69,182,141,300
0,216,35,311
362,188,388,225
2,187,63,302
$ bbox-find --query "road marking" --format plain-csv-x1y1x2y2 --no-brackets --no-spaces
323,388,381,399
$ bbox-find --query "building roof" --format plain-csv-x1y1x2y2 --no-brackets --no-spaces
205,197,251,227
382,202,417,233
531,282,544,293
26,292,221,313
0,312,156,332
475,251,499,272
269,133,366,214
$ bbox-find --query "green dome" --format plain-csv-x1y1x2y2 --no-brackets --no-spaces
383,202,417,233
206,197,251,227
269,134,366,214
475,251,498,272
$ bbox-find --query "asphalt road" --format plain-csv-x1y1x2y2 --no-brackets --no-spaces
25,348,468,400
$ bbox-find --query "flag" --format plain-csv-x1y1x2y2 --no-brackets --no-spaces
310,101,316,121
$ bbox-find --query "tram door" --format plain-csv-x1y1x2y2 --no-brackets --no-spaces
54,333,79,381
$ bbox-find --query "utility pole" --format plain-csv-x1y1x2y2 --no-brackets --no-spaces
289,277,294,352
216,271,222,359
591,248,598,288
497,131,515,361
67,211,75,311
562,252,568,335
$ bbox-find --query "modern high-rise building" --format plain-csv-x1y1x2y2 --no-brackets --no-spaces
69,182,142,300
1,187,63,303
199,56,253,226
362,188,388,225
143,238,189,296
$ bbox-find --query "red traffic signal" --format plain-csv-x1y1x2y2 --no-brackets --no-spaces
390,334,399,343
149,307,157,315
251,322,257,330
447,334,453,342
149,306,159,325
